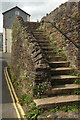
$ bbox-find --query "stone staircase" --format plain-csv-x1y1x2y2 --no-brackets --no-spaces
32,30,80,111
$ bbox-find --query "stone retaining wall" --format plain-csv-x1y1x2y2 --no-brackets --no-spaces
41,1,80,71
11,16,50,95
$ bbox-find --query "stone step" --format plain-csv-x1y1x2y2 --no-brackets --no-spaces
33,31,44,33
47,84,80,96
37,39,49,42
34,36,47,39
34,35,46,39
44,51,57,55
38,40,50,43
39,43,50,47
39,42,53,46
51,75,79,85
33,33,46,36
49,61,70,68
42,47,54,51
33,31,44,34
51,67,73,75
34,95,80,108
47,56,66,62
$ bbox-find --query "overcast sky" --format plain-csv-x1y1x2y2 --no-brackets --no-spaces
0,0,69,32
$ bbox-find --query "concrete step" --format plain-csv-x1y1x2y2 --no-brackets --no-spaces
47,84,80,96
34,95,80,108
51,75,79,85
51,67,73,75
49,61,70,68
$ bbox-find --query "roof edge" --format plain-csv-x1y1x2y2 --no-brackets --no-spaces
2,6,31,16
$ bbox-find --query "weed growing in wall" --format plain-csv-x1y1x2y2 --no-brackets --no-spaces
8,66,42,120
37,23,67,59
19,93,41,120
8,66,23,90
12,18,23,43
33,81,52,98
39,102,80,118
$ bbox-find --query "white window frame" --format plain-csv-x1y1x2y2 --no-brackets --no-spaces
15,11,20,15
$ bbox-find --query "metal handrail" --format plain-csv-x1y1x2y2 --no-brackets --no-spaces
43,21,80,49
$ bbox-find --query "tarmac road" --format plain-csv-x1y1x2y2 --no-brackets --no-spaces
0,52,19,120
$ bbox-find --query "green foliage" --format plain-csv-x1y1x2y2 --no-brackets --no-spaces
26,106,40,120
51,40,57,47
50,107,59,113
60,103,80,112
70,71,80,84
70,71,79,76
74,78,80,84
54,48,66,58
12,18,23,43
19,94,33,105
47,102,80,114
8,66,40,119
8,66,17,83
36,26,44,31
74,89,80,95
19,93,41,120
33,81,52,98
21,32,27,40
19,70,29,81
40,103,80,118
8,66,22,90
39,24,67,58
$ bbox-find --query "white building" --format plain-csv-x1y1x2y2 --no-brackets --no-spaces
0,33,3,51
2,6,31,53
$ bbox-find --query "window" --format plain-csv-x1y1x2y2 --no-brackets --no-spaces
15,11,20,15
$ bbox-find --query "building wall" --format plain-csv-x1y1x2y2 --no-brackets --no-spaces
0,33,3,50
3,7,30,53
3,7,30,29
6,29,12,53
3,28,12,53
3,28,6,52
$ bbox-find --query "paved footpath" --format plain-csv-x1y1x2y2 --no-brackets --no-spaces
0,52,19,119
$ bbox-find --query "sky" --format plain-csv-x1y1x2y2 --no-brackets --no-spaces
0,0,70,32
